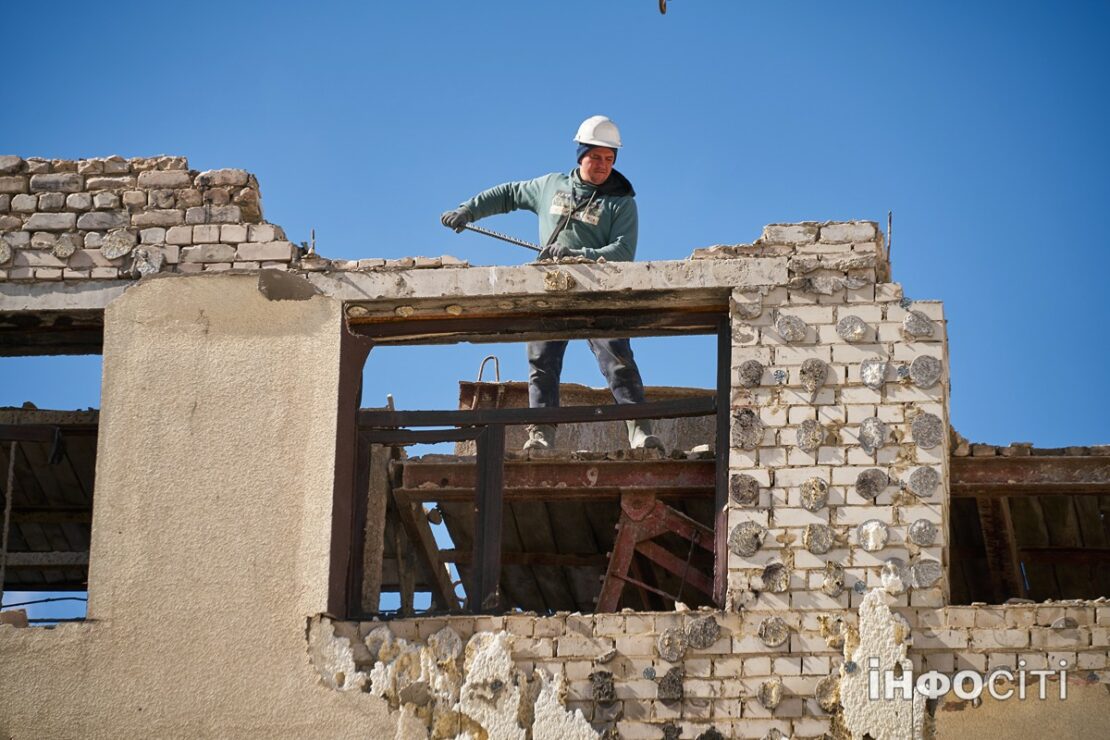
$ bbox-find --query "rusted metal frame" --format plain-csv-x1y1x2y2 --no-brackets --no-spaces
951,456,1110,497
399,458,716,490
348,308,723,344
1016,547,1110,564
390,491,460,612
472,424,506,612
362,428,483,445
628,556,660,610
328,331,373,617
635,539,714,597
713,316,730,607
393,486,712,504
974,495,1027,601
359,397,715,429
597,494,715,612
345,432,373,618
608,571,680,603
439,549,608,567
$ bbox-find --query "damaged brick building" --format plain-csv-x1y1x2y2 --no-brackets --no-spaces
0,156,1107,739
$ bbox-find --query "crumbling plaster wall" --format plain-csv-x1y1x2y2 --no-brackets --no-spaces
345,600,1109,739
0,272,393,737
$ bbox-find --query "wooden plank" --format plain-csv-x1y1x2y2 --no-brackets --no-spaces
974,496,1026,600
393,517,416,617
951,456,1110,497
1008,496,1058,600
509,500,577,612
948,497,996,603
348,307,723,345
391,495,459,612
400,458,716,491
543,501,608,612
440,549,608,567
1039,494,1089,598
1017,548,1110,565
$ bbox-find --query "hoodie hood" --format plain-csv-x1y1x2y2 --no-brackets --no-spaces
575,168,635,198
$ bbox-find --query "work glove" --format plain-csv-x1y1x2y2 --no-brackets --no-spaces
538,244,575,261
440,207,472,233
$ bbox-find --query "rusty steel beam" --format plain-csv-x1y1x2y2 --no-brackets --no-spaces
472,424,505,613
399,458,715,491
713,317,730,606
951,456,1110,497
439,549,608,567
347,307,723,345
360,397,715,430
394,486,713,504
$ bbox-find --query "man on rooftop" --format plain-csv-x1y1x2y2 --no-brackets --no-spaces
440,115,663,453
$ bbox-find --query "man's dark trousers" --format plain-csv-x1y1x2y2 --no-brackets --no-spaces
527,338,647,407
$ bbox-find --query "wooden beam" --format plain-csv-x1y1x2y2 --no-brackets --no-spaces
951,456,1110,497
1017,547,1110,565
389,492,459,612
3,551,88,568
975,496,1027,600
394,486,713,504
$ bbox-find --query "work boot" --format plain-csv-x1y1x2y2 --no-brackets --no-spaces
523,424,556,451
626,419,665,452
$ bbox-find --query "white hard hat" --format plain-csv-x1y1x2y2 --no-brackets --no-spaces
574,115,622,149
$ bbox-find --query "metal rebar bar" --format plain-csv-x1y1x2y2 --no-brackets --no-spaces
462,224,542,252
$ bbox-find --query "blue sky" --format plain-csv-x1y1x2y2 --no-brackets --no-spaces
2,1,1108,617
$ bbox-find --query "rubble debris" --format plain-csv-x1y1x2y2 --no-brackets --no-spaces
589,671,616,705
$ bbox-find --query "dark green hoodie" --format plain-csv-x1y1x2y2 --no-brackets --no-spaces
460,168,637,262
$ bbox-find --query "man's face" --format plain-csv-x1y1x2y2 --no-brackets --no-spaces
579,147,615,185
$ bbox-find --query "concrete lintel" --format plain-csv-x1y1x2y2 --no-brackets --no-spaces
0,280,132,312
306,257,789,304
